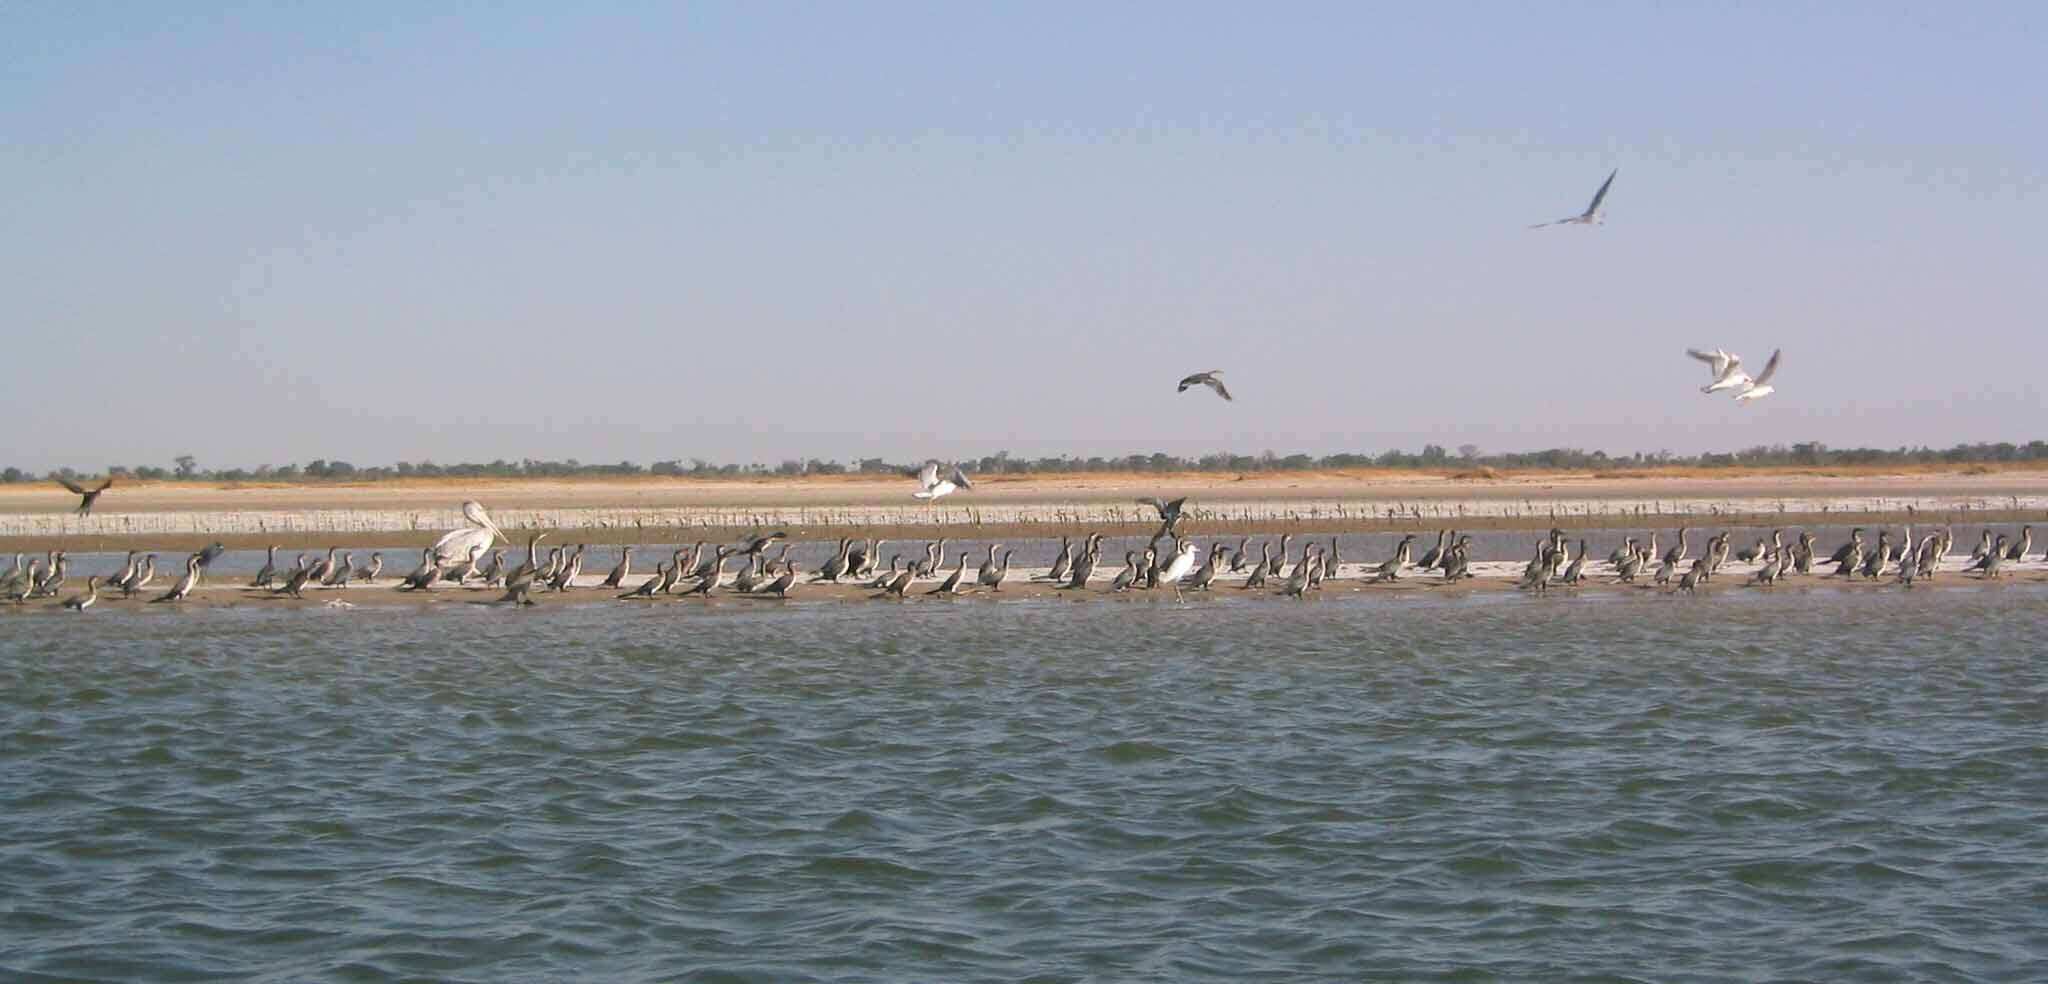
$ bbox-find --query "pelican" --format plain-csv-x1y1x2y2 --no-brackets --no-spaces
432,501,506,567
912,463,973,501
1176,370,1232,401
150,555,202,603
1731,350,1782,403
55,475,115,515
62,576,99,612
1529,168,1617,228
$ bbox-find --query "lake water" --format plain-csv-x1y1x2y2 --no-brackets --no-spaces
3,587,2045,981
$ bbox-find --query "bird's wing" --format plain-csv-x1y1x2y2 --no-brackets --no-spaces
1164,496,1188,515
951,467,973,490
1205,377,1232,400
916,461,939,491
1750,349,1781,386
91,477,115,493
55,476,85,494
1685,348,1733,376
1135,497,1165,515
1585,169,1617,215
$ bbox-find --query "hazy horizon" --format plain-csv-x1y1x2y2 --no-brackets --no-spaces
7,5,2044,474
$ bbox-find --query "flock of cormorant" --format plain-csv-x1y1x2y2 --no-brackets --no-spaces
5,502,2037,611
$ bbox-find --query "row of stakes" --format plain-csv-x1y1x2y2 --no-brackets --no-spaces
1,496,2044,538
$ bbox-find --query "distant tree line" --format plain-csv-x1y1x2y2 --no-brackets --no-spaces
6,441,2048,486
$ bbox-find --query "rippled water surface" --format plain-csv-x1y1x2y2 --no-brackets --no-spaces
5,589,2047,981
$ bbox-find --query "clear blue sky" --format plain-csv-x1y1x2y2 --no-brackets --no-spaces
5,3,2044,472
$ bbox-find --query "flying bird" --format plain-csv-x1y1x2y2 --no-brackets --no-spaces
1688,348,1753,394
1731,349,1782,403
911,462,973,501
1177,371,1231,401
1529,169,1617,228
56,476,115,515
1136,496,1189,536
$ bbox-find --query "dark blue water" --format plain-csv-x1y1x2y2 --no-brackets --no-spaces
4,588,2045,981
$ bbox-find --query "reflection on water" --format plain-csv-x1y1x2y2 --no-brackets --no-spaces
3,588,2045,981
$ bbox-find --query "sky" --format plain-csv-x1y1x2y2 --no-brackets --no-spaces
5,3,2045,472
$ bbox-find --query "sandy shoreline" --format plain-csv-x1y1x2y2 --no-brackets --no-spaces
3,469,2043,551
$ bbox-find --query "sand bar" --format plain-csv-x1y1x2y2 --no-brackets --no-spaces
2,469,2044,552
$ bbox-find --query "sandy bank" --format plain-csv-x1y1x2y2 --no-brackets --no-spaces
2,469,2044,551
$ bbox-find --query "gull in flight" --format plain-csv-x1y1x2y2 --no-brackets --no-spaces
1529,169,1617,228
1688,347,1751,394
1177,370,1232,401
1731,349,1782,403
911,462,973,501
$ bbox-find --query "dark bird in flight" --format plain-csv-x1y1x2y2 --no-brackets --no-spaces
1137,496,1190,536
56,476,115,515
1177,371,1231,401
1529,168,1618,228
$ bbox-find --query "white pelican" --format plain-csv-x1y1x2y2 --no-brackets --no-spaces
1529,169,1617,228
911,463,973,501
432,501,505,566
1176,371,1232,401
